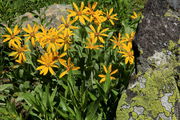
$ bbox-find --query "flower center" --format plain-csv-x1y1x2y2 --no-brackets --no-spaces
107,15,111,20
30,32,35,37
11,35,15,39
127,51,133,57
95,32,100,37
77,11,82,16
65,24,69,28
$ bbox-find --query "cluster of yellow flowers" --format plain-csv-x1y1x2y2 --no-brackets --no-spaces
2,23,79,78
2,2,136,83
111,32,135,64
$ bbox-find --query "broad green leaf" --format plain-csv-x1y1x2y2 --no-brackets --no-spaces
85,100,100,120
0,84,13,92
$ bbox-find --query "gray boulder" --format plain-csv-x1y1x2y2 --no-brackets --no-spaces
116,0,180,119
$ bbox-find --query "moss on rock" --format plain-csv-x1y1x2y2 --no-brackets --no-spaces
116,48,180,119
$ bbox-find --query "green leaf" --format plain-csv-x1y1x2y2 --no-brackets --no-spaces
55,107,69,118
88,91,97,101
111,89,119,96
95,81,105,97
19,69,24,78
74,106,82,120
103,73,111,94
0,84,13,92
85,100,100,120
107,31,114,40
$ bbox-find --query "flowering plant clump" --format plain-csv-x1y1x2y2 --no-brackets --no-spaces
0,1,141,119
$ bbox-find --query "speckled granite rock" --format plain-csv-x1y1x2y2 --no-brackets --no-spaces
116,0,180,119
15,4,72,28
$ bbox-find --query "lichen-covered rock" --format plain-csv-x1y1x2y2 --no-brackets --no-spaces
14,4,72,28
116,0,180,119
116,54,180,119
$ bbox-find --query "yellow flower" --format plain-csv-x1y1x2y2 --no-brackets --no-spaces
110,33,126,49
118,42,134,64
89,24,109,44
85,36,103,50
23,24,39,46
59,58,80,78
98,64,118,83
45,28,62,52
9,44,28,64
122,32,135,42
131,11,138,19
58,16,78,32
52,52,67,63
85,2,98,21
93,10,106,25
2,25,21,47
105,8,118,25
35,26,48,48
59,30,74,51
36,52,58,75
67,2,89,25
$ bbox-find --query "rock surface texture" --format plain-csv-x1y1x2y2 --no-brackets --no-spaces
116,0,180,120
15,4,72,28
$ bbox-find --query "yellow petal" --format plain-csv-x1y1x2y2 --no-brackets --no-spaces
6,27,12,34
111,69,118,75
59,52,67,58
9,52,18,56
59,70,68,78
92,2,98,9
82,15,90,21
109,8,113,15
72,67,80,70
49,67,55,75
98,37,105,44
97,24,101,32
3,38,10,42
27,24,32,32
61,16,66,24
98,74,106,78
23,27,30,33
79,16,86,25
43,67,49,75
80,2,84,11
103,65,108,73
100,78,106,83
89,25,96,32
73,2,79,11
125,57,129,64
108,64,112,72
110,20,114,25
37,66,45,70
100,28,109,33
60,61,68,68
